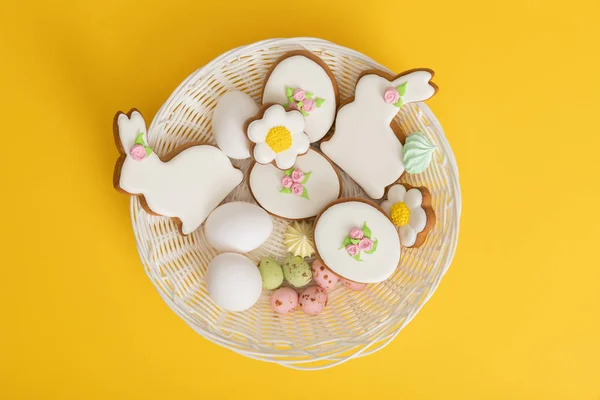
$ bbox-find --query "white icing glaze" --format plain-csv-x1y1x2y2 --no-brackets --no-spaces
249,149,341,219
204,202,273,253
321,70,436,199
380,185,428,247
212,91,258,159
247,104,310,170
263,55,337,143
117,111,243,235
314,201,401,283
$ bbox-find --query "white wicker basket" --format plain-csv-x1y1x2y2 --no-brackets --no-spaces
131,38,461,370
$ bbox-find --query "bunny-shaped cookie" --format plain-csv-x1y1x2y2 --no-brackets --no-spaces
113,109,243,235
321,69,437,199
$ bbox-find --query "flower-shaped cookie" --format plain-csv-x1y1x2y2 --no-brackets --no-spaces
247,104,310,170
381,184,435,248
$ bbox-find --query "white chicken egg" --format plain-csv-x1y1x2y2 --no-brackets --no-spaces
211,91,258,160
204,201,273,253
205,253,262,312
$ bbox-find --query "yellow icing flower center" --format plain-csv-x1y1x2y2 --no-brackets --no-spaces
265,126,292,153
390,202,411,226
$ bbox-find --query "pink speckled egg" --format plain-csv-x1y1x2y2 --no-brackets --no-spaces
312,259,339,291
299,286,328,316
341,278,367,291
270,287,299,314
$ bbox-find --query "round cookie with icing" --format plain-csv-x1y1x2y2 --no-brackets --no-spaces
262,51,339,143
380,183,436,248
321,69,438,199
249,149,342,220
212,91,259,160
113,109,243,235
313,199,401,283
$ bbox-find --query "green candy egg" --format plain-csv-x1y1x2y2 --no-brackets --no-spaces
258,257,284,290
282,255,312,288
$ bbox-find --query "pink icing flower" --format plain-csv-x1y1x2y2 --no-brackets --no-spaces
287,102,298,110
346,244,359,257
293,88,306,101
302,98,316,112
291,169,304,183
129,144,147,160
281,175,293,188
358,238,373,251
384,87,400,104
349,228,364,240
291,183,304,196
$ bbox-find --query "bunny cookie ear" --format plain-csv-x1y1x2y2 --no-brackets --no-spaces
113,109,148,155
391,69,438,105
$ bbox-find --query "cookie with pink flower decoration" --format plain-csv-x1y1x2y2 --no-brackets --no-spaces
262,50,339,143
248,149,342,220
314,198,401,284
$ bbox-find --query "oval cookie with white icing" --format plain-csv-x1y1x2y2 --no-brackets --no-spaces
248,149,342,220
313,199,401,283
262,51,339,143
212,91,259,160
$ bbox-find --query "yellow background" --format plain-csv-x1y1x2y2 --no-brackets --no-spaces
1,0,599,398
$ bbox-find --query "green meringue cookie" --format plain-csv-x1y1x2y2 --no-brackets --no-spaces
403,132,436,174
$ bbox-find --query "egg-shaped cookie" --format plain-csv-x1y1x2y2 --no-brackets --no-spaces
248,149,341,220
262,51,338,143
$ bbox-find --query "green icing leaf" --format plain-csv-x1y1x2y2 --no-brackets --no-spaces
362,222,372,239
352,254,363,262
301,187,310,199
301,171,312,184
283,103,289,108
284,168,294,176
134,133,145,146
300,110,309,116
393,99,403,108
144,146,153,157
280,187,292,194
365,239,378,254
350,238,360,245
286,87,294,97
342,236,352,247
305,92,313,99
396,81,408,96
315,98,325,107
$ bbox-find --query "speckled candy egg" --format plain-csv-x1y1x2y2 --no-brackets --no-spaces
270,287,299,315
299,286,328,316
282,255,312,288
340,278,367,291
311,259,339,291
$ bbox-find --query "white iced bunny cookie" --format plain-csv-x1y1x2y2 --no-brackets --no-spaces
380,183,436,248
262,51,339,143
321,69,438,199
212,91,259,159
246,104,310,170
113,109,243,235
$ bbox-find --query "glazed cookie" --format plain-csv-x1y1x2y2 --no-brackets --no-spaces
246,104,310,170
321,69,438,199
380,183,436,248
262,51,339,143
113,109,243,235
248,149,342,220
313,199,401,283
212,91,259,160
